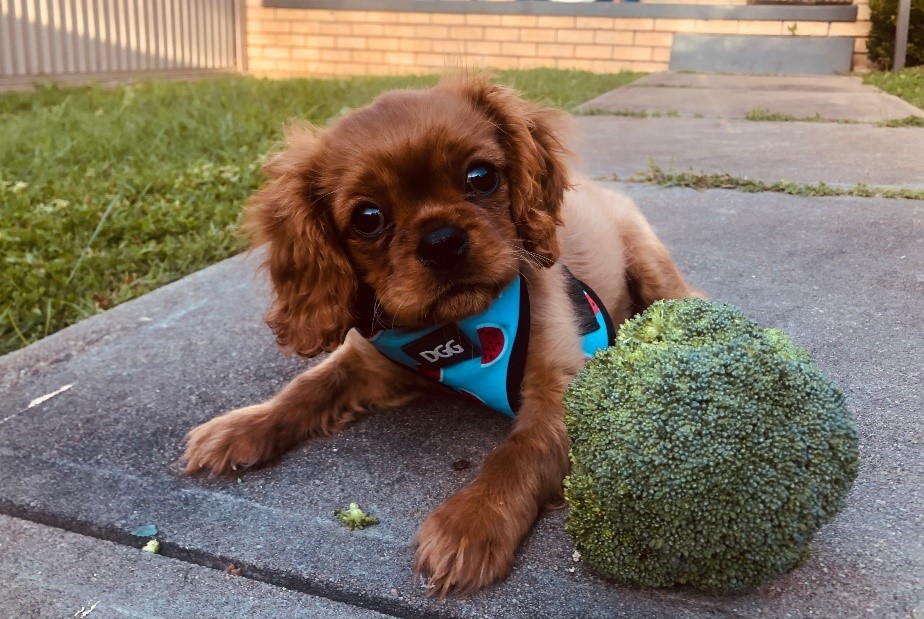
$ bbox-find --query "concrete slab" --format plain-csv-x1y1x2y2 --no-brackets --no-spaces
572,116,924,188
0,514,395,618
1,186,922,618
577,73,924,122
630,73,881,93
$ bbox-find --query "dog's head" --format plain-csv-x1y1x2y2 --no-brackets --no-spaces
247,76,573,357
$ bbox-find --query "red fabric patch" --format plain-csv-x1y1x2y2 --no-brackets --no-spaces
477,326,505,365
584,292,599,315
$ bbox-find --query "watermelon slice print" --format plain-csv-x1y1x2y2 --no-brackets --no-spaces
477,325,506,367
584,292,600,315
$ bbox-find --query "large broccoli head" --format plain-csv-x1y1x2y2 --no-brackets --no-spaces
564,298,858,593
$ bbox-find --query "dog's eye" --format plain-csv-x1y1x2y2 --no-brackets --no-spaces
351,203,387,238
465,163,499,196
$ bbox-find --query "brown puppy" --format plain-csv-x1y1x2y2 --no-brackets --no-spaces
183,75,699,596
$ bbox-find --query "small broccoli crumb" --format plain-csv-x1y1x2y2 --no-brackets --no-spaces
142,539,160,554
335,503,379,530
564,298,858,593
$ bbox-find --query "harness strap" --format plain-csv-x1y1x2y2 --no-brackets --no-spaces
357,268,613,416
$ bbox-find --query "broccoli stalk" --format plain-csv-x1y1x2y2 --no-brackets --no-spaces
335,503,379,530
564,298,858,593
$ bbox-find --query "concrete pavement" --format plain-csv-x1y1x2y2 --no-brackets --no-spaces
577,73,924,123
1,185,921,618
572,72,924,189
569,73,924,189
1,73,922,618
572,115,924,188
0,515,393,619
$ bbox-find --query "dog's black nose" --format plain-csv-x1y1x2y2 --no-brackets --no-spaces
418,225,470,270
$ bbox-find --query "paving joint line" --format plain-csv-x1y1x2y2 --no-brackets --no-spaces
595,166,924,200
0,496,437,619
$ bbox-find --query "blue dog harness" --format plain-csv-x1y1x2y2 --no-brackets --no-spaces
359,269,615,417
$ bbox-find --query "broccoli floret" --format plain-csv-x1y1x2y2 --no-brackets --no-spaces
141,539,160,554
335,503,379,530
564,299,858,593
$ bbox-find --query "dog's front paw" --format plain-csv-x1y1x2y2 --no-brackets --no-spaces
183,405,278,475
414,488,518,597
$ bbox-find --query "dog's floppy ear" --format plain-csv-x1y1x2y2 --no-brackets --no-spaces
444,75,573,267
245,126,357,357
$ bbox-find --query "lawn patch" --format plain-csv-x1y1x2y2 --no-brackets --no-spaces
0,70,638,355
863,68,924,109
493,68,644,110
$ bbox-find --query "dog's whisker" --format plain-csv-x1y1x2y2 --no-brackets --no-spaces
308,188,341,209
490,121,513,139
372,300,386,327
504,241,552,269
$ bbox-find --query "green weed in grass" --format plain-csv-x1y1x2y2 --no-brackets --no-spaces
620,162,924,200
0,70,641,355
744,107,858,124
579,108,680,118
877,115,924,127
745,107,801,122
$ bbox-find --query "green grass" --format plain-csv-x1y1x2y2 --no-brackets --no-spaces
0,69,641,355
876,114,924,127
745,107,802,122
616,162,924,200
744,107,858,124
864,67,924,109
484,68,643,110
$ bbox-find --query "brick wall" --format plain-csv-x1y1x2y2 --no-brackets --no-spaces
851,0,872,70
245,0,872,77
